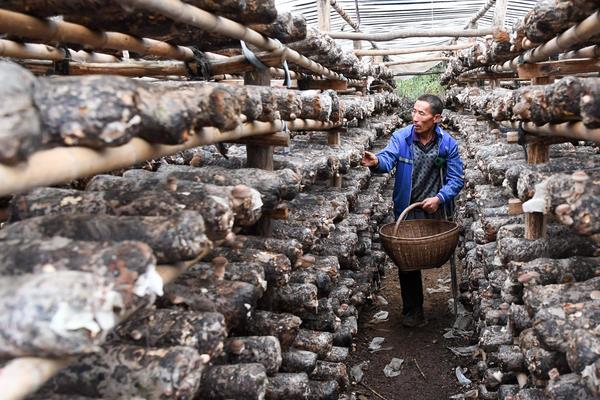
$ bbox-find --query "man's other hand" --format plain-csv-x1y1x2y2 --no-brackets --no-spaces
421,196,441,214
361,151,378,167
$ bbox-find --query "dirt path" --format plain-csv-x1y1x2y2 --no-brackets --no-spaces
346,262,470,400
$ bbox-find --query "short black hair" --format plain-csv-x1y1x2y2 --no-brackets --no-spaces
417,94,444,115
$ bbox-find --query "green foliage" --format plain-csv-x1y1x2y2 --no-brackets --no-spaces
395,74,445,102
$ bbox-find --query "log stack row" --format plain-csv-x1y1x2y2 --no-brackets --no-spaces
0,81,403,398
0,0,396,84
444,78,600,128
442,110,600,399
440,0,599,85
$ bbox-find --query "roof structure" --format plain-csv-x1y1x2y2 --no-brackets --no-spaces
275,0,539,73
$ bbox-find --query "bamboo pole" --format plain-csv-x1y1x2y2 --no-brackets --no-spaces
116,0,346,81
522,121,600,143
464,0,496,29
326,27,494,41
392,71,440,76
22,60,191,77
1,357,73,400
0,119,339,197
329,0,380,50
0,9,195,61
22,52,292,78
0,39,119,63
354,43,473,57
330,0,359,31
559,45,600,60
490,11,600,73
12,43,299,80
384,56,449,66
449,0,495,44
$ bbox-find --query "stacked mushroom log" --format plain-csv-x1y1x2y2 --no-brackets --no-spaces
440,0,600,85
145,99,401,399
0,66,403,400
444,77,600,128
442,109,600,399
287,27,396,83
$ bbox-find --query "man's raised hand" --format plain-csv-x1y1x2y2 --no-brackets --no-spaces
361,151,378,168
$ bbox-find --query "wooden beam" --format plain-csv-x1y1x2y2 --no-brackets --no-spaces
297,79,348,91
245,68,273,236
354,43,473,56
517,58,600,79
231,132,290,147
384,56,449,66
317,0,331,32
327,27,494,41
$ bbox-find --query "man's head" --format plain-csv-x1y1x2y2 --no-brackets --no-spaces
412,94,443,135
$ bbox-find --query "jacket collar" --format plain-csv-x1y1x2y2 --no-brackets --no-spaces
403,124,445,144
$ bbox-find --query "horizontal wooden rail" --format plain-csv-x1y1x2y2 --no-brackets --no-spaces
0,39,119,62
522,121,600,143
326,27,494,41
384,56,449,66
559,45,600,60
354,43,472,57
0,119,340,197
0,9,195,61
117,0,346,81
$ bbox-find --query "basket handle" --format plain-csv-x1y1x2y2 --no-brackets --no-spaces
394,201,424,236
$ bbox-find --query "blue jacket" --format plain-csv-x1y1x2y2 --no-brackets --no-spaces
374,124,464,218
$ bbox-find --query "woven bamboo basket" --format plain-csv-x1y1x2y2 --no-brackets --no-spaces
379,202,459,272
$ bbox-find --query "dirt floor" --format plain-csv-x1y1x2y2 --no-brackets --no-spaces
345,262,472,400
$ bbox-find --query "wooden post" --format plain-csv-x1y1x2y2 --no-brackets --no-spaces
327,130,341,147
353,40,363,59
494,0,508,28
328,128,342,186
316,0,331,32
245,69,274,235
527,76,551,165
468,22,478,44
527,142,550,164
525,212,547,239
524,75,551,239
331,172,342,188
508,198,523,215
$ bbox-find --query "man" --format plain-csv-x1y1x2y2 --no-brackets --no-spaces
361,94,464,327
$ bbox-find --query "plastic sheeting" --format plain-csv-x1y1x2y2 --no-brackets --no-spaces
276,0,538,73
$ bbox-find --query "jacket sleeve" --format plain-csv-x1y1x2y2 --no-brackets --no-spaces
437,140,464,203
374,132,401,173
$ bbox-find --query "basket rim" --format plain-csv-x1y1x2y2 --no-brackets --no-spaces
378,219,459,242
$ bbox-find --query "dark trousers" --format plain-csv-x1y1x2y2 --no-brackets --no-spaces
398,270,423,314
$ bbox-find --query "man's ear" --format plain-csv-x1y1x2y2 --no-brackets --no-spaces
433,114,442,124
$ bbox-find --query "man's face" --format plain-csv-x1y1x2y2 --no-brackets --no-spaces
412,100,440,135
